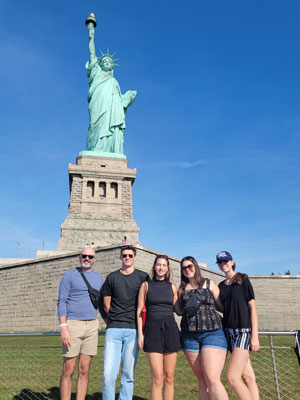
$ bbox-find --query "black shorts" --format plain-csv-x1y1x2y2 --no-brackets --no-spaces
144,317,181,354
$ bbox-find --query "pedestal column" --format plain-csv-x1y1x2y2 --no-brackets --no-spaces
57,155,140,251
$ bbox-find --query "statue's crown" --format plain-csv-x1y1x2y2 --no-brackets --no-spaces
98,48,119,67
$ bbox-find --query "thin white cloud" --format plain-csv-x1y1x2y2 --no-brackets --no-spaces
143,160,207,169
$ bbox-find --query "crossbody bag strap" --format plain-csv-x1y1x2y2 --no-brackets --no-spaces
76,267,92,289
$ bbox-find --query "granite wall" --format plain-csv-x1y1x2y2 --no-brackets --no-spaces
0,245,299,332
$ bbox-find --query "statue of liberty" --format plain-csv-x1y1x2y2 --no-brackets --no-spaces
85,14,137,155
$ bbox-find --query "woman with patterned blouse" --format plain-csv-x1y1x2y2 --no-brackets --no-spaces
179,256,228,400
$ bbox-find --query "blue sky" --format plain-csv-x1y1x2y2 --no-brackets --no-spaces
0,1,299,275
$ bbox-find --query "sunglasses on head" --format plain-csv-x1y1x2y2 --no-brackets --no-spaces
81,254,94,260
182,264,194,271
155,254,169,261
122,253,134,258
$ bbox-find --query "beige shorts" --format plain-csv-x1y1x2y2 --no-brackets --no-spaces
63,319,99,358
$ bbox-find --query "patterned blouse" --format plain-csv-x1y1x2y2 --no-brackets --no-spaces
180,280,223,332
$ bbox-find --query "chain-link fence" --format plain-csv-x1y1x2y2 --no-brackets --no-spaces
0,331,299,399
247,332,300,400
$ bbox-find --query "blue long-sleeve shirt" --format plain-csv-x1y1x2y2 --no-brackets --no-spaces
57,269,104,320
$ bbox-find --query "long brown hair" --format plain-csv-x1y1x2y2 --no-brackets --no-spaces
151,255,171,282
233,271,248,285
229,261,248,284
180,256,206,289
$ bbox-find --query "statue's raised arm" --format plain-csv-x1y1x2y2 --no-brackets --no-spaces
86,14,97,63
84,14,137,157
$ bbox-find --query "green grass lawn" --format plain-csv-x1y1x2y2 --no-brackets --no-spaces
0,334,299,399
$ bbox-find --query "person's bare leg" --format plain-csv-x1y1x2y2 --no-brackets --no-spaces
147,352,164,400
227,347,252,400
60,357,77,400
201,348,228,400
242,359,259,400
162,352,178,400
183,351,210,399
76,354,92,400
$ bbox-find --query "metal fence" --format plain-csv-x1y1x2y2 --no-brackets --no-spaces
251,331,300,400
0,331,299,399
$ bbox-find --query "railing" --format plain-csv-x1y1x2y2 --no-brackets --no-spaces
0,331,299,399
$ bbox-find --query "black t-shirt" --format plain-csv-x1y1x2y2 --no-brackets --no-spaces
101,269,148,329
219,276,255,329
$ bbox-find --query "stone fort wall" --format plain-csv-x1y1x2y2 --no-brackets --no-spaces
0,245,299,332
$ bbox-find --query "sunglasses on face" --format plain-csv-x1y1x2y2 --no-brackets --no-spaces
217,260,230,265
81,254,94,260
122,253,134,258
182,264,194,271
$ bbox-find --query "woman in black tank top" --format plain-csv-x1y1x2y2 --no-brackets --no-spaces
137,255,181,400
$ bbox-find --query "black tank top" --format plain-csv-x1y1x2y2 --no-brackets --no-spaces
146,280,174,321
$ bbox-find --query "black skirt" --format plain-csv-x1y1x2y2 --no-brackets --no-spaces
144,316,181,354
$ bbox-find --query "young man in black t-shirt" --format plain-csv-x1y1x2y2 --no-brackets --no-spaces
101,245,148,400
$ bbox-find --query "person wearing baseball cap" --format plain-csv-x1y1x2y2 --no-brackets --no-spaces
216,251,260,400
215,251,233,264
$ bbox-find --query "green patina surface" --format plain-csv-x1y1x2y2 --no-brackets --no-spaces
84,14,137,159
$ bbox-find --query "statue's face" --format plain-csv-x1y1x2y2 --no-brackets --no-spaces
101,57,113,71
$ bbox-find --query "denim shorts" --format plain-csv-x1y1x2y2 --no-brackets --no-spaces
181,329,227,352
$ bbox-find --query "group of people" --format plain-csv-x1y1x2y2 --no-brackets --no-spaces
57,245,260,400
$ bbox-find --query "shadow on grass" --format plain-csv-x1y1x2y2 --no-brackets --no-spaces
13,387,147,399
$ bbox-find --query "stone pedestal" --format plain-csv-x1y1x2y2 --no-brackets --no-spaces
57,155,140,251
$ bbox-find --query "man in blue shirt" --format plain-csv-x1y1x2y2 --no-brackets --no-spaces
57,247,104,400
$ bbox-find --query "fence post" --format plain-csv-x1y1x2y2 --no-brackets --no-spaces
269,335,280,400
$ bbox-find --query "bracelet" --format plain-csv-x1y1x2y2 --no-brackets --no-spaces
60,323,68,327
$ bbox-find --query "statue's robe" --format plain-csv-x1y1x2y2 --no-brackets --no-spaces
86,59,126,152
